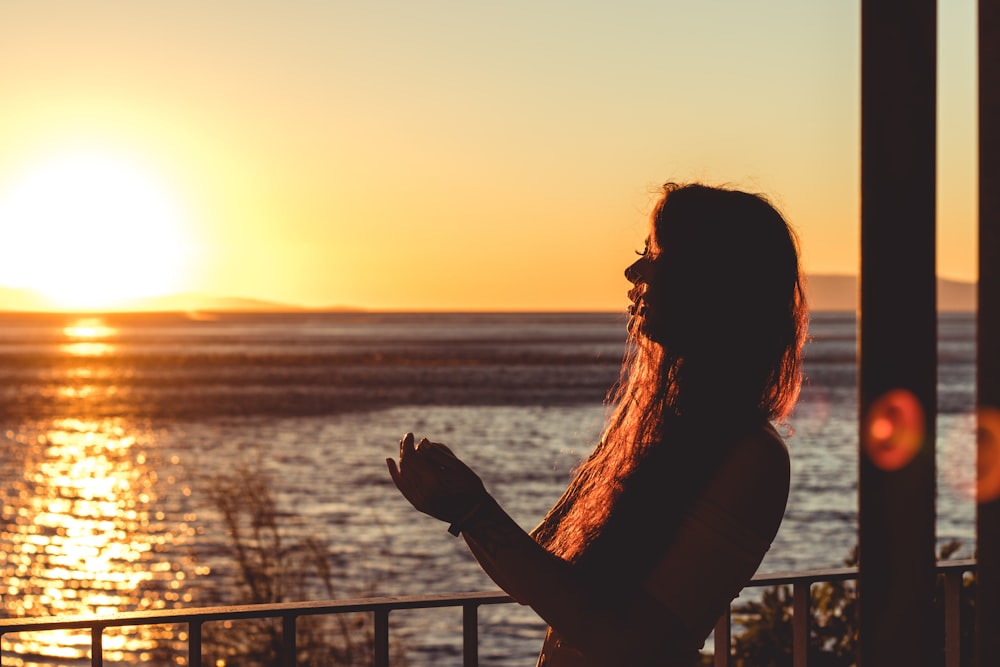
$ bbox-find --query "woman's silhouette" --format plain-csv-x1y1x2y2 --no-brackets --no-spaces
387,182,808,666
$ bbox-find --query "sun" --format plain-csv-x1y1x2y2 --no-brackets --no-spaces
0,149,194,311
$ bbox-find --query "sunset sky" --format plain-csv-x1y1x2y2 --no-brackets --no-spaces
0,1,978,311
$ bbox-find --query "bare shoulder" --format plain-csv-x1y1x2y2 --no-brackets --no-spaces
639,422,792,638
728,423,790,480
702,423,791,535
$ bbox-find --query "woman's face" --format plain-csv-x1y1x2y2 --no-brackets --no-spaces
625,236,659,331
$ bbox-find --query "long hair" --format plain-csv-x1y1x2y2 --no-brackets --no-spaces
532,183,808,562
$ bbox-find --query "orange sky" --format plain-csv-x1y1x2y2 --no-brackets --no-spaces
0,1,979,311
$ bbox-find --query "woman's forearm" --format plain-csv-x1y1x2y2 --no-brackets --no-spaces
386,435,688,662
458,496,680,663
461,495,581,608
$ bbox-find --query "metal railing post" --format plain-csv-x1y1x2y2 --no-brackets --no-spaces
792,582,810,667
463,603,479,667
281,615,297,667
188,620,203,667
713,606,731,667
374,608,390,667
91,625,103,667
943,570,963,667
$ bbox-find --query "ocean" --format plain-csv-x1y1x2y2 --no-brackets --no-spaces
0,310,978,665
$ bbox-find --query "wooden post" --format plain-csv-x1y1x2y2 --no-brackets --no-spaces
858,1,938,665
977,1,1000,665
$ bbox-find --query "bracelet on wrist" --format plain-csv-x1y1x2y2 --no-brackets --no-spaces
448,498,487,536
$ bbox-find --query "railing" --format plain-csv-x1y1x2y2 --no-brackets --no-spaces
0,559,976,667
714,559,976,667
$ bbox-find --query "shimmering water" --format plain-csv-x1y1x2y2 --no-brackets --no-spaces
0,311,977,665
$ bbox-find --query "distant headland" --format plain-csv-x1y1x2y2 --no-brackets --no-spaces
802,274,976,312
0,275,978,313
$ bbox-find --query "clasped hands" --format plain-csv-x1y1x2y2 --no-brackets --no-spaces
386,433,489,531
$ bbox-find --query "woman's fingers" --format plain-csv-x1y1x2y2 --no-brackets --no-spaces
388,434,488,524
400,437,459,474
386,457,401,486
420,439,456,457
400,432,415,459
393,433,477,494
390,441,441,484
387,457,429,508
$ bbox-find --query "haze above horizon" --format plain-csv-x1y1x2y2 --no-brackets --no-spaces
0,1,978,312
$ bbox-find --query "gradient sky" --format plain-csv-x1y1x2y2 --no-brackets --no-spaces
0,1,978,311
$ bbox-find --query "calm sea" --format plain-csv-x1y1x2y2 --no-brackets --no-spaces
0,311,977,665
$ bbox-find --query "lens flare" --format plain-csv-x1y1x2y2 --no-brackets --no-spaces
863,389,926,471
976,406,1000,503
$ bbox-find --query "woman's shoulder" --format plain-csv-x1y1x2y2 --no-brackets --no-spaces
667,416,789,481
701,421,790,536
730,422,790,476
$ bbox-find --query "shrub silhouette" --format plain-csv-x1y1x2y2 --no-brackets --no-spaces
196,462,402,667
729,543,974,667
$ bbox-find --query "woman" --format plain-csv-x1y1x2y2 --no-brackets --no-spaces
387,182,808,666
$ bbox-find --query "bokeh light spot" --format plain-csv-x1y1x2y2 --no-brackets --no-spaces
976,406,1000,503
863,389,925,471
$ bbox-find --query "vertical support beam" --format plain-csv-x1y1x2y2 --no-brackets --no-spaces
977,1,1000,664
858,1,938,665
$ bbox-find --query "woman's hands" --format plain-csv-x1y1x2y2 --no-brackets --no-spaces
386,433,488,527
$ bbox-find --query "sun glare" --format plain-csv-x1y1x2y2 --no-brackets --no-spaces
0,150,194,310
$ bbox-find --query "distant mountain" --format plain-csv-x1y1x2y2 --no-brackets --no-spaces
121,292,304,313
804,274,976,312
0,289,305,313
126,294,366,313
937,278,978,312
0,278,978,313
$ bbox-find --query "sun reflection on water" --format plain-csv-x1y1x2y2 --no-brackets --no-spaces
61,318,117,357
0,418,199,664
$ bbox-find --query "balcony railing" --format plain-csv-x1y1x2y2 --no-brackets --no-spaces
0,558,976,667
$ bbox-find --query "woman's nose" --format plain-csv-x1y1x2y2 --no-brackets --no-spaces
625,258,645,284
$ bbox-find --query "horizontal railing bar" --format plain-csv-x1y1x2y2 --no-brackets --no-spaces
0,560,976,638
750,566,860,586
0,592,513,634
747,558,975,587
